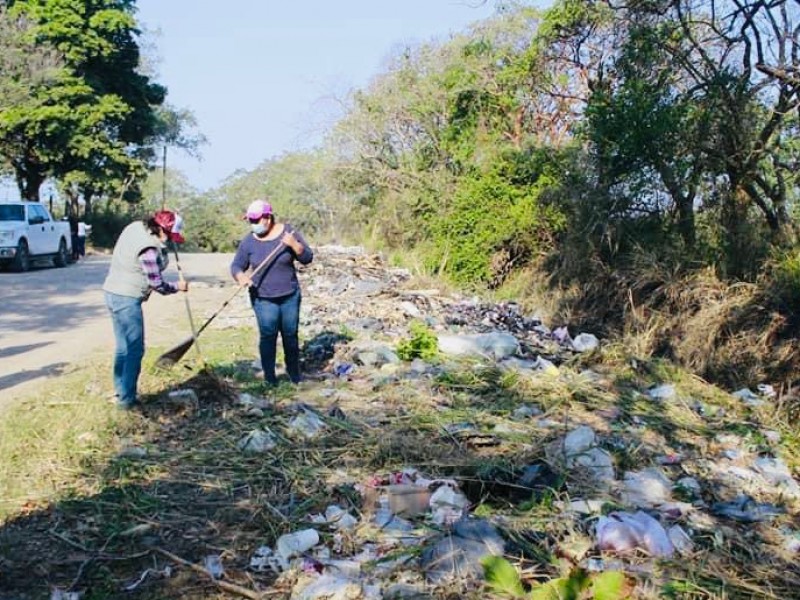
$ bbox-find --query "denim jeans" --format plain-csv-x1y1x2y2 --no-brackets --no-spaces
105,292,145,406
251,288,301,384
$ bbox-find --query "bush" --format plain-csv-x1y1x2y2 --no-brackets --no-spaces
423,168,565,286
768,249,800,309
396,321,439,361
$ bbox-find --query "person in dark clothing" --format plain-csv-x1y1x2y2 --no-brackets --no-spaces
69,216,79,260
230,199,313,385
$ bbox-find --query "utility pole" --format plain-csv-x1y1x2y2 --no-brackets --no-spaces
162,145,167,211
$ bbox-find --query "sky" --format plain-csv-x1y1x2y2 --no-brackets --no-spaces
134,1,542,192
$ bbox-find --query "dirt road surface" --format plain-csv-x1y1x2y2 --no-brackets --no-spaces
0,252,239,411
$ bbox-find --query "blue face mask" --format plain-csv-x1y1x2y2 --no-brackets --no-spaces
251,223,267,236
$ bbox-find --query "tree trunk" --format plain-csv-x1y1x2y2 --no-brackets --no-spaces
675,195,696,249
19,170,44,201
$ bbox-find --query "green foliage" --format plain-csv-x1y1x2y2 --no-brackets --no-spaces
0,0,165,200
482,556,627,600
483,555,526,597
396,321,439,362
592,571,627,600
424,166,565,285
766,249,800,309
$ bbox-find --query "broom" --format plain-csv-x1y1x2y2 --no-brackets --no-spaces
156,241,285,368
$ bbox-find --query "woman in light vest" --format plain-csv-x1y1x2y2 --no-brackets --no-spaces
102,211,189,408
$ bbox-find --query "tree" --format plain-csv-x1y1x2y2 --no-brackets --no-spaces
0,0,165,201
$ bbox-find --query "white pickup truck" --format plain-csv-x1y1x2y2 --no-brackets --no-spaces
0,200,72,271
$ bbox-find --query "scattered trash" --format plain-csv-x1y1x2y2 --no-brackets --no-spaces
532,355,559,373
429,485,470,525
647,384,676,401
558,426,616,487
656,454,683,465
276,528,320,563
667,525,694,555
332,362,355,378
249,546,276,572
563,425,596,456
237,429,277,453
732,388,763,407
324,505,359,530
674,477,702,498
288,409,326,438
123,566,173,591
711,495,785,522
596,511,674,557
512,404,542,419
387,484,432,517
555,499,606,514
437,332,519,360
780,528,800,554
752,457,800,497
236,392,271,410
167,388,198,404
572,332,599,352
117,445,147,459
50,590,82,600
203,554,224,580
421,519,505,583
292,574,367,600
552,326,571,344
621,468,673,508
756,383,776,398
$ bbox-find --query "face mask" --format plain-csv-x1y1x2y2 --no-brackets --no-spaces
251,223,267,236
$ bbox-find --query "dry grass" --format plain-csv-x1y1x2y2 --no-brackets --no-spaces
1,312,799,599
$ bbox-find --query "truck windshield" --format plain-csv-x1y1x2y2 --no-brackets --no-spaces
0,205,24,221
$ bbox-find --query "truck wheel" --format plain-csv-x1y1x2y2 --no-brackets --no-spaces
54,238,68,267
12,239,30,272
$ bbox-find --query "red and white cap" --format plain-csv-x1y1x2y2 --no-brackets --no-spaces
153,210,185,244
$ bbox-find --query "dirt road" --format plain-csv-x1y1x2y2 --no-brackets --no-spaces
0,252,238,410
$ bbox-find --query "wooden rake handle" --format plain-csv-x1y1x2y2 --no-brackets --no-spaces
195,241,286,337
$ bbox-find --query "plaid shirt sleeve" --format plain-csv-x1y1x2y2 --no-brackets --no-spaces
139,248,178,295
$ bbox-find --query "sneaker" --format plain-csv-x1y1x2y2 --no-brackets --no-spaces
109,393,138,409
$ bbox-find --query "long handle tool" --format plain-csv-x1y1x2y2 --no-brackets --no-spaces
156,242,285,368
171,243,204,365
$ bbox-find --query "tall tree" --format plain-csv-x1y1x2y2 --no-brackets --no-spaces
0,0,165,200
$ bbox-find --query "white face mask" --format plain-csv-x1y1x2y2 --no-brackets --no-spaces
251,223,267,236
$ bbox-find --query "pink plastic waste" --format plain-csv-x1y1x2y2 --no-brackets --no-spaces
595,511,674,557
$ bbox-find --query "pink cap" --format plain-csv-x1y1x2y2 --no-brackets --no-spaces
246,199,273,220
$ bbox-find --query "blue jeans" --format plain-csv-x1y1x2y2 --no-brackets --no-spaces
251,288,302,384
105,292,145,406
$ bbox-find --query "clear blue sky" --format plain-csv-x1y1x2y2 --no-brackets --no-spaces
135,1,547,192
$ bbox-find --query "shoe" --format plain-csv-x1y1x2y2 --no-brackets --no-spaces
109,393,137,409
